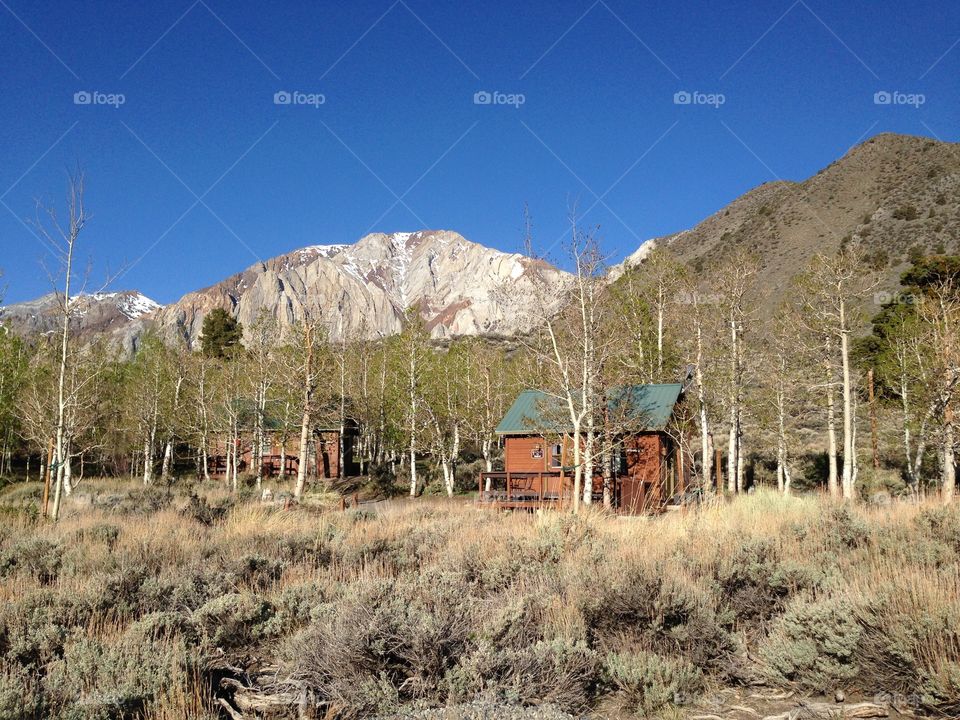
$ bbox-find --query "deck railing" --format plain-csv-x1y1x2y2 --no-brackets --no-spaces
477,471,573,508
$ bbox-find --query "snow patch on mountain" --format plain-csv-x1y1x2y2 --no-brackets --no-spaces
608,239,658,281
116,292,162,319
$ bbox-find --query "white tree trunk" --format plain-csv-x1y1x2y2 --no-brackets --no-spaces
695,320,712,491
944,397,955,503
160,440,173,483
839,302,855,500
294,409,311,499
826,367,839,497
142,426,154,486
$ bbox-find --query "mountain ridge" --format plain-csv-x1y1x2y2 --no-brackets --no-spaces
3,132,959,350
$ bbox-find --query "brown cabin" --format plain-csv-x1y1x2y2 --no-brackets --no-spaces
209,426,353,480
479,384,689,513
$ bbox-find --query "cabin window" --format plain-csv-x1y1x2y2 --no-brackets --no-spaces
549,443,562,468
531,444,543,459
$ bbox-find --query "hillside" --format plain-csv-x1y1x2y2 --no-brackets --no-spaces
622,133,960,305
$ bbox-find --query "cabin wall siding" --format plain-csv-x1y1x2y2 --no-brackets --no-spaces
504,436,549,473
621,433,665,512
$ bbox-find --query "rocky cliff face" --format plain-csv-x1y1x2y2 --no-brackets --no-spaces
152,230,568,345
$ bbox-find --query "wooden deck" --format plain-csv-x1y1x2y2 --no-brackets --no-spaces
477,470,670,514
477,470,591,510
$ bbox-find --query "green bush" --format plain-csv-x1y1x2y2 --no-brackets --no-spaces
0,661,44,720
759,595,861,691
192,592,272,650
447,638,599,714
602,650,703,715
43,633,194,719
0,538,62,583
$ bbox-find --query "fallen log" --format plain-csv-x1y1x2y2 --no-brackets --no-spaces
220,677,315,718
760,701,889,720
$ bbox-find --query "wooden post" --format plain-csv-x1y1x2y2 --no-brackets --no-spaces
42,438,54,519
339,497,346,512
352,492,358,508
868,368,880,470
506,472,511,503
478,472,483,502
678,445,686,497
715,448,723,493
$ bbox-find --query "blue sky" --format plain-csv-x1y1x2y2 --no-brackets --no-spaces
1,0,958,305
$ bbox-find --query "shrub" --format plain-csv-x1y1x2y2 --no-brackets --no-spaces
226,554,285,592
74,523,120,551
759,595,861,692
821,505,871,549
602,650,703,715
856,578,960,716
367,462,400,498
915,505,960,552
102,487,173,514
285,577,475,715
713,537,821,626
447,639,599,714
582,563,733,671
184,493,233,526
43,633,195,719
0,661,44,719
192,592,272,651
0,538,61,583
893,204,919,221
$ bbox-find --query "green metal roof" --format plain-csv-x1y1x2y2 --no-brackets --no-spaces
495,384,683,435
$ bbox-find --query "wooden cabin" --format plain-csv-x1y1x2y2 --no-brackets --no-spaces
479,384,688,514
209,425,355,481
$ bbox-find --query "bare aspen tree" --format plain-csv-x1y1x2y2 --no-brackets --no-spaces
288,312,326,500
715,251,757,494
673,271,719,491
518,218,610,510
915,281,960,502
798,249,875,499
32,170,86,520
248,313,278,489
767,307,801,494
394,309,430,497
160,340,188,484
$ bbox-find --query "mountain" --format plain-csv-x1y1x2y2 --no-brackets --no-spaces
152,230,567,345
5,133,957,352
0,291,160,353
618,133,960,305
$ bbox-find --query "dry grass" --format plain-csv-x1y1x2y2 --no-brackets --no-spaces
0,483,958,719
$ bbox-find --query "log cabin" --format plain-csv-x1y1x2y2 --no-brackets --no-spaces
479,384,689,513
209,423,356,481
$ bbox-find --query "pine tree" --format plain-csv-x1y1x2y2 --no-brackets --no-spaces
201,309,243,358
